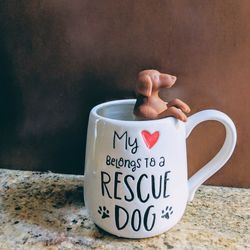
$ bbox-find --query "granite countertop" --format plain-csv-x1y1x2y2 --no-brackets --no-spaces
0,169,249,250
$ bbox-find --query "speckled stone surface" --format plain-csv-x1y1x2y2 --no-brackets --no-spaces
0,169,249,250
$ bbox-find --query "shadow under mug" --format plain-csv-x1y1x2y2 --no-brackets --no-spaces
83,99,237,238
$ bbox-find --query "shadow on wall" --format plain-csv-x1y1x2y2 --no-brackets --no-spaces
0,36,24,169
0,59,134,174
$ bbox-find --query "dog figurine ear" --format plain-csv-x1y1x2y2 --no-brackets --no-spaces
159,73,177,88
136,74,153,97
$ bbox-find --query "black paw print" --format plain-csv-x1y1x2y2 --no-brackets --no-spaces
98,206,110,219
161,206,173,219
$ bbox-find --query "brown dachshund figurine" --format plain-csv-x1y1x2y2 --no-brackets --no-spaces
133,70,190,121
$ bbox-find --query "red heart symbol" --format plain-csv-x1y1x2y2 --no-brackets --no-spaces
141,130,160,149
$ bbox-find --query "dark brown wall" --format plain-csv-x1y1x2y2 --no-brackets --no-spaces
0,0,249,187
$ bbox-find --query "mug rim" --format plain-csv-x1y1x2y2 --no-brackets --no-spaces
91,99,180,125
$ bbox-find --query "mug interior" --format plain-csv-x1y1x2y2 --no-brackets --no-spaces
96,101,137,121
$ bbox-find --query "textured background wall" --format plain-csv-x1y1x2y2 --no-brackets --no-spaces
0,0,249,187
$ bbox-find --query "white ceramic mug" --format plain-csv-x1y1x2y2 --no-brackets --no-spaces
83,99,237,238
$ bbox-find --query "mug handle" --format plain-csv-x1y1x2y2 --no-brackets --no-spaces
186,109,237,201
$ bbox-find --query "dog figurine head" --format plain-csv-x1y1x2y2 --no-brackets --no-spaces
136,70,177,97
